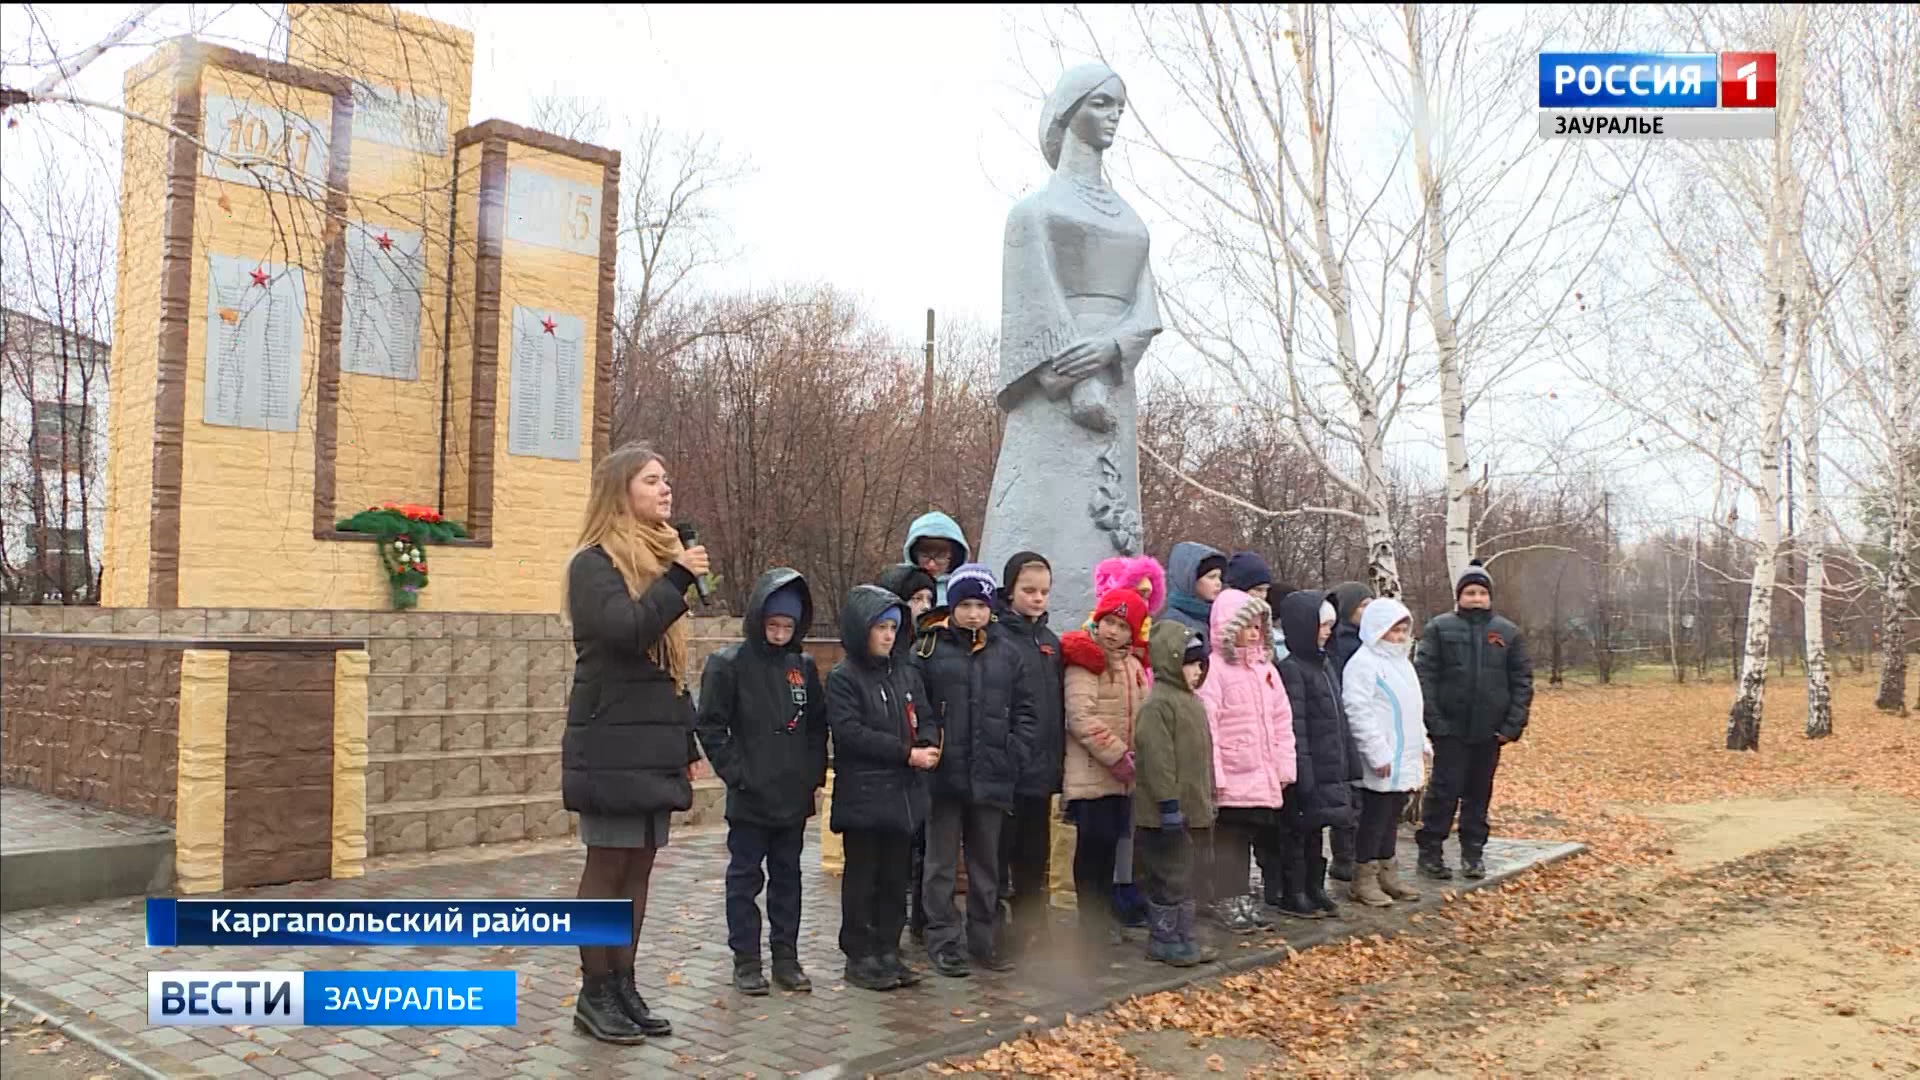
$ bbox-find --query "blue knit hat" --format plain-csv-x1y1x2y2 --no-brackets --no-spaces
1225,551,1273,593
946,563,997,609
763,583,805,624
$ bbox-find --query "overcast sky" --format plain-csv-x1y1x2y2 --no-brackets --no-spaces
3,3,1061,324
0,3,1774,529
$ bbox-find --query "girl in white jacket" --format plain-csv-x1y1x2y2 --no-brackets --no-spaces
1340,598,1431,908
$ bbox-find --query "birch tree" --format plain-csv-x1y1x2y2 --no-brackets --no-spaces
1814,6,1920,715
1793,239,1833,737
1570,4,1813,750
1715,6,1807,751
1393,3,1624,581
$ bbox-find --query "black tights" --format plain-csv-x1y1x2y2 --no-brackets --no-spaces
576,846,658,977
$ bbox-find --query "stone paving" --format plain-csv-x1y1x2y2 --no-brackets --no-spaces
0,822,1580,1079
1,787,173,855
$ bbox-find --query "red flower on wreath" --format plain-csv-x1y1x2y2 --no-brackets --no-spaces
378,501,444,524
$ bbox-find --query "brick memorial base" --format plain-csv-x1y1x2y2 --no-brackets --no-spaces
2,605,844,868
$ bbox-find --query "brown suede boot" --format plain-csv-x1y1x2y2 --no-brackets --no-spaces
1349,861,1392,908
1377,859,1421,902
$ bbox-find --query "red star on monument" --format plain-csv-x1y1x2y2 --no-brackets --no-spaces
375,231,394,251
249,267,270,287
541,316,557,335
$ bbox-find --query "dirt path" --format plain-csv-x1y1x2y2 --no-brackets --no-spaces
943,678,1920,1079
1372,794,1920,1079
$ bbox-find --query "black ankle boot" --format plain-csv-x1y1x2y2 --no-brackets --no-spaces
882,950,923,987
575,974,648,1045
1417,850,1454,880
611,967,672,1038
732,954,770,996
844,955,899,991
1276,892,1324,920
1305,875,1339,915
770,949,811,993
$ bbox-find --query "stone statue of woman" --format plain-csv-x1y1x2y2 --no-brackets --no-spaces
979,63,1160,624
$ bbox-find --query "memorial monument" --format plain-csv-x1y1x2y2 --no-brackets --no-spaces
3,5,640,885
99,3,619,614
978,63,1161,627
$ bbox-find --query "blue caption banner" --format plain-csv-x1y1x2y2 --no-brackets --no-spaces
146,898,631,947
1538,52,1718,108
147,970,517,1026
306,971,516,1026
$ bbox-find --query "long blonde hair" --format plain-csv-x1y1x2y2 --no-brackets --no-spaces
566,443,691,688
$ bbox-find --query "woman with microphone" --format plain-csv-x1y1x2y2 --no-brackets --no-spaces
562,443,709,1045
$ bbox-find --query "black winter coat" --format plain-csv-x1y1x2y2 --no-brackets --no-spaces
1414,608,1535,744
825,586,932,835
994,599,1064,798
912,619,1038,809
695,569,829,827
1275,590,1360,830
1327,581,1371,675
563,547,701,817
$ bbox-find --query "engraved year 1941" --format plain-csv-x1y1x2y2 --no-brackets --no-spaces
202,95,328,191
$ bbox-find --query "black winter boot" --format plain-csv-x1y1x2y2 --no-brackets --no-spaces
882,950,923,988
1145,901,1192,966
611,968,673,1037
770,948,811,993
732,954,770,996
844,955,899,992
1417,848,1454,881
929,943,971,979
1461,852,1487,880
575,973,648,1045
1305,873,1339,915
1329,825,1357,882
1275,892,1323,919
1305,841,1339,914
1175,900,1219,965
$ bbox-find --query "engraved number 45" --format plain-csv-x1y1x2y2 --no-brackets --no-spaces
1737,61,1759,101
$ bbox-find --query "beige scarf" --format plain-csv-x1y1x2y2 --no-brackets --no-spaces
600,518,691,691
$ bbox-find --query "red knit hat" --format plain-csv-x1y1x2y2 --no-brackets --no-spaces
1091,588,1148,642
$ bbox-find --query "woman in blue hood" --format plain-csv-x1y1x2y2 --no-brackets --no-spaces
903,511,972,607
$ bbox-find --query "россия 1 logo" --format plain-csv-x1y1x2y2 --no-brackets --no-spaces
1536,51,1778,140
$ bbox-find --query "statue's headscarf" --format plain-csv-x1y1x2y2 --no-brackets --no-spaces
1040,63,1124,169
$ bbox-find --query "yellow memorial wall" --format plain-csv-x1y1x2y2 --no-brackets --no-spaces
100,7,620,614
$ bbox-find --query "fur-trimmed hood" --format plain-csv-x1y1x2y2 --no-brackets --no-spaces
1209,587,1274,667
1094,555,1167,617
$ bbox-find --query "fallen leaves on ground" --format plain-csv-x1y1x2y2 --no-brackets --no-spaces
938,673,1920,1077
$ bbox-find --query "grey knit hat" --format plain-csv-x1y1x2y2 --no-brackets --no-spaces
1455,558,1493,600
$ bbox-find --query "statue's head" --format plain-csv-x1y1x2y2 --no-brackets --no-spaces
1041,63,1127,169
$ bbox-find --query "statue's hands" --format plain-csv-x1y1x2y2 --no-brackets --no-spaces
1051,337,1120,379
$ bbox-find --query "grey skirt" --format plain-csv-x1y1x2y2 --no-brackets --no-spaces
578,809,672,849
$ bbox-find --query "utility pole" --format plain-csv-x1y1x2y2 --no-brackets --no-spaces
922,308,936,511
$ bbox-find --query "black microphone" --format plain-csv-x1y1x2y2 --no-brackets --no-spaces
673,522,712,606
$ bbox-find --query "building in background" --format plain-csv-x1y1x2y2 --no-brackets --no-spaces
0,307,111,603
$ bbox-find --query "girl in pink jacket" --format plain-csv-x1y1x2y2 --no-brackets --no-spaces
1195,588,1295,934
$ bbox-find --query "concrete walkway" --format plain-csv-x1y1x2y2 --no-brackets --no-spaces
0,805,1580,1079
